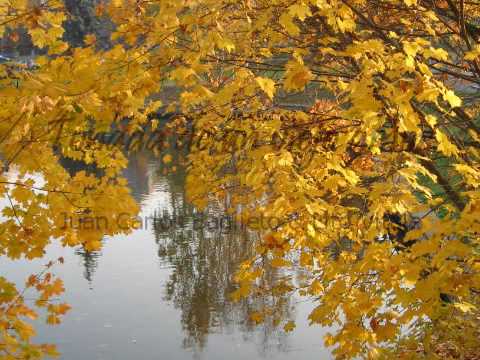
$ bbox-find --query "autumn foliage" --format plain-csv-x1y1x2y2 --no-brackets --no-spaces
1,0,480,358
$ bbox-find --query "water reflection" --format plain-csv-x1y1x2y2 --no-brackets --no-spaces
124,152,295,355
74,247,101,286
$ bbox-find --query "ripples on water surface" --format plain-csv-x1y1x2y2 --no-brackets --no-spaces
1,153,332,360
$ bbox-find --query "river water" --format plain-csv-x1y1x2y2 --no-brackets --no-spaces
1,152,332,360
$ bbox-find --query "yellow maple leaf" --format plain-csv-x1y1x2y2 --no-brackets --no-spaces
255,77,276,99
283,320,296,332
436,130,459,157
284,60,312,91
443,89,462,108
288,3,312,21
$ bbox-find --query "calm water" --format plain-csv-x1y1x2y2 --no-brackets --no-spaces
1,152,332,360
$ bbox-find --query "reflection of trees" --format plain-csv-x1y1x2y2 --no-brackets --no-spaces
67,151,296,354
150,165,295,355
74,246,102,285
